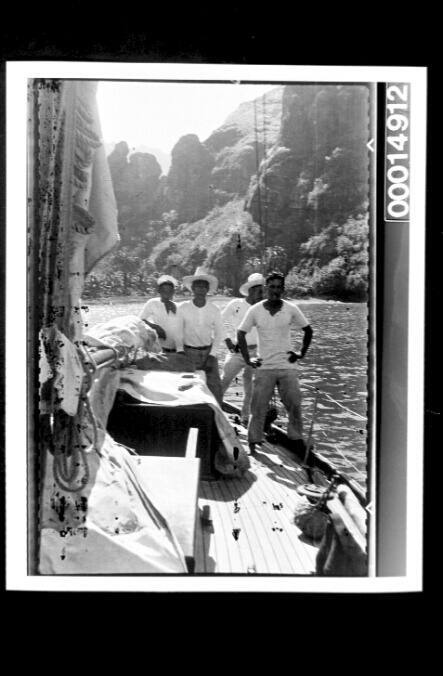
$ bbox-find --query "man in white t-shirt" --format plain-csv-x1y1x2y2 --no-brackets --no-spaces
179,267,223,406
237,271,313,454
221,273,264,424
139,275,184,352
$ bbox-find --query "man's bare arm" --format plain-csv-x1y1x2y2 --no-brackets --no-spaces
301,324,313,357
287,325,313,362
237,330,251,365
237,330,261,367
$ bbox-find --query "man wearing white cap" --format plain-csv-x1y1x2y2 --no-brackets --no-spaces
180,266,223,405
221,273,264,424
139,275,184,353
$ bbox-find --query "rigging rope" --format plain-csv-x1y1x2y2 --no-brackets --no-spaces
301,382,367,421
318,429,366,484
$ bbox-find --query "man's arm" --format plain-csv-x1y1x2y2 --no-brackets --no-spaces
139,299,167,340
237,330,251,365
221,300,237,352
287,324,313,362
210,307,224,356
141,318,166,340
175,304,185,353
301,324,313,357
237,305,261,366
237,330,262,367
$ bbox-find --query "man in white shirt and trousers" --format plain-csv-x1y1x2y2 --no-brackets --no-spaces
237,271,313,455
139,274,184,353
221,273,264,426
180,267,224,406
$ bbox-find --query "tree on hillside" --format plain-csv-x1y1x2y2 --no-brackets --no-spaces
285,214,369,300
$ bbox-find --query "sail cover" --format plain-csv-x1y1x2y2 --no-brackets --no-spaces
30,79,187,574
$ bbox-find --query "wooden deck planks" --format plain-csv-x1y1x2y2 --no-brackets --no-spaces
216,478,252,573
222,474,284,574
225,476,275,574
209,479,244,573
249,454,318,572
246,456,311,574
193,416,324,575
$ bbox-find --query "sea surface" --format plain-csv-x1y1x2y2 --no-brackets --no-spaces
84,296,369,490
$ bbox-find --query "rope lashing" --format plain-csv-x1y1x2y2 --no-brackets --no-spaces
52,411,90,493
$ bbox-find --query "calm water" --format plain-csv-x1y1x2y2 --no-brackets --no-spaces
84,297,369,489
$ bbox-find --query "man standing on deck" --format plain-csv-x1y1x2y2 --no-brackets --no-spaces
237,271,313,455
221,272,264,426
180,266,224,406
139,275,184,353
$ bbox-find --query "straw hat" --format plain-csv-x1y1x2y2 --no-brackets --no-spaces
182,266,218,294
239,272,265,296
157,274,178,288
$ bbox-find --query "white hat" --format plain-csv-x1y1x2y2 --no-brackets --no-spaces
239,272,265,296
182,266,218,294
157,274,178,288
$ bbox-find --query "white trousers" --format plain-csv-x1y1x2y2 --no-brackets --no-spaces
221,347,257,419
248,368,303,444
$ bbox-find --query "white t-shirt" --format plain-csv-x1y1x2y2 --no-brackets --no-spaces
238,299,309,369
179,300,223,356
221,298,259,346
139,298,184,351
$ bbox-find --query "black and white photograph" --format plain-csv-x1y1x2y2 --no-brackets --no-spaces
5,63,426,592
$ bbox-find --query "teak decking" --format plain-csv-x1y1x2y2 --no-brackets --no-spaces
194,420,321,575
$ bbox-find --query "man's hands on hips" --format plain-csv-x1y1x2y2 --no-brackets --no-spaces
287,350,303,363
225,338,240,353
247,357,262,368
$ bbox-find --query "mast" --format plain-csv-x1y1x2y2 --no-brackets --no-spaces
262,92,269,261
253,98,265,274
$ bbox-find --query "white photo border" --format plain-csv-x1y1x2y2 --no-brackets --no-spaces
6,62,426,592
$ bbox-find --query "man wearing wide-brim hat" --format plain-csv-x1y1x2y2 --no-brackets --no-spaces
220,272,264,425
139,274,184,353
179,266,223,405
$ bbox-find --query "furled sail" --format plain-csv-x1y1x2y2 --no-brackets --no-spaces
29,79,187,573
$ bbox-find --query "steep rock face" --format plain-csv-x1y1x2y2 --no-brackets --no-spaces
204,87,283,200
108,142,164,242
103,84,370,299
165,134,215,223
246,85,370,263
150,199,261,292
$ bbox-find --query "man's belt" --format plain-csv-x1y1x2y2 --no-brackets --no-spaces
184,344,211,350
247,344,257,349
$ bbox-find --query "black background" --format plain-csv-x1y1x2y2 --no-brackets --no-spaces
0,6,437,604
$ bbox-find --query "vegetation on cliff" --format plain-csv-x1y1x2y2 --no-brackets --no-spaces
84,84,370,301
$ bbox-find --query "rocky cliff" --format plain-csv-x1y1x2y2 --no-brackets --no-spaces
100,84,370,299
246,85,370,263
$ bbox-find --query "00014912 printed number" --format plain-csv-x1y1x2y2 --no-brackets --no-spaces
385,84,410,221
